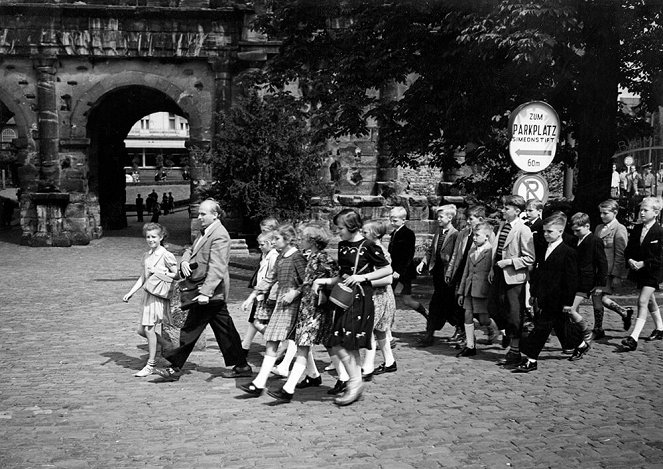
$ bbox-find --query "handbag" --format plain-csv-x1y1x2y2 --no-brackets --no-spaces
144,271,173,299
329,241,365,310
179,277,226,310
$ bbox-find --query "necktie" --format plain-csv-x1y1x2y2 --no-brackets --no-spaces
497,223,511,259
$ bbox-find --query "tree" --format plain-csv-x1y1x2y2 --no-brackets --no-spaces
201,88,323,225
254,0,663,210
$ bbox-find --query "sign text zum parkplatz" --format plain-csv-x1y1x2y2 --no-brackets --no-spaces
508,101,560,173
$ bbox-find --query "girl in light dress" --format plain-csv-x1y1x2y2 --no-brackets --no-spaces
360,220,397,379
267,224,339,401
123,223,177,377
240,224,307,396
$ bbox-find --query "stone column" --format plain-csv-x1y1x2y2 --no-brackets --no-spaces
375,82,400,194
35,58,60,190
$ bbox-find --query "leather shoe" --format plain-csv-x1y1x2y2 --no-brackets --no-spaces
327,379,347,395
334,382,363,406
456,346,476,357
569,343,590,361
153,366,180,382
296,375,322,389
239,382,264,397
362,371,374,382
646,329,663,341
267,387,293,402
592,328,606,340
621,336,638,351
511,359,537,373
373,362,397,375
496,350,521,366
623,308,634,331
219,365,253,378
415,336,435,347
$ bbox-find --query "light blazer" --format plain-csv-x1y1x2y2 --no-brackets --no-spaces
181,220,230,300
425,225,458,274
594,219,628,278
492,217,535,285
459,245,493,298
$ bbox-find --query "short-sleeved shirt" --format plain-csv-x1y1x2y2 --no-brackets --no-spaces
338,238,390,277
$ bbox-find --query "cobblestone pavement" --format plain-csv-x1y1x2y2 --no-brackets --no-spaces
1,213,663,468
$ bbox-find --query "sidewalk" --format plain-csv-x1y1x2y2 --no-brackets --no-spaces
0,218,662,468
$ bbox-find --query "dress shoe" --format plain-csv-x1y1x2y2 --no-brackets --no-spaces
219,365,253,378
267,387,293,402
569,343,590,361
415,336,435,347
646,329,663,341
512,359,537,373
562,348,575,355
623,308,634,331
373,362,397,375
592,328,606,340
456,346,476,357
239,382,264,397
334,382,363,406
153,366,181,382
496,350,521,367
327,379,347,395
621,336,638,351
501,335,511,349
362,371,374,382
296,375,322,389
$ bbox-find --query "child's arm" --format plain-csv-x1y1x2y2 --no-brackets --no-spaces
123,273,145,302
593,237,608,292
612,224,628,278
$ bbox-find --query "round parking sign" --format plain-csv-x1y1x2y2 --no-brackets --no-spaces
512,173,549,204
508,101,560,173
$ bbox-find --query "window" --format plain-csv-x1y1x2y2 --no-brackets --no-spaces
169,113,176,130
1,128,17,143
140,118,150,130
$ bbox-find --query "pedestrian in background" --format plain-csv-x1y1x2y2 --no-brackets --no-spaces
123,223,177,377
136,194,144,222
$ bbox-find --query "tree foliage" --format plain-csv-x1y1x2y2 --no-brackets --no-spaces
253,0,663,206
202,89,323,224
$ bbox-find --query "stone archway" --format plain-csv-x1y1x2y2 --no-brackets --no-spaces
85,85,194,230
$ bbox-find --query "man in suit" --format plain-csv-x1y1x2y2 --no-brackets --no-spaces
388,206,428,320
489,195,535,367
155,199,252,380
416,204,459,347
135,194,144,222
512,214,578,372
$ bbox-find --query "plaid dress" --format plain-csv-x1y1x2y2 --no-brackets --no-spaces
263,248,307,342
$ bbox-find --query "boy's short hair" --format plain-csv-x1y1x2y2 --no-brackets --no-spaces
550,210,568,224
641,196,663,211
503,195,526,213
598,199,619,213
543,214,567,229
526,200,544,211
467,205,486,219
570,212,590,227
436,204,457,218
390,206,408,219
473,222,493,235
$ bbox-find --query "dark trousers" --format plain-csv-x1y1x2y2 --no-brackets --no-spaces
520,312,566,360
487,265,524,338
165,301,246,369
428,269,456,331
137,210,143,222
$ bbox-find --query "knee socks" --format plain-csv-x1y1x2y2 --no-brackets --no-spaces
631,317,647,341
650,308,663,330
362,336,377,375
331,355,349,382
253,355,277,388
464,323,475,348
305,349,320,378
283,359,307,394
275,340,297,375
377,338,395,367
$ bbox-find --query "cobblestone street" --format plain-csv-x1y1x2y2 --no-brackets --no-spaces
1,213,663,468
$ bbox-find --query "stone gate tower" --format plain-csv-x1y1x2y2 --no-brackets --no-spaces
0,0,277,246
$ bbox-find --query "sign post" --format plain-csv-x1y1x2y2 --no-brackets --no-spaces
508,101,560,202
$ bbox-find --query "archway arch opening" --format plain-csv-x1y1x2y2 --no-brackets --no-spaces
86,85,190,230
0,99,18,188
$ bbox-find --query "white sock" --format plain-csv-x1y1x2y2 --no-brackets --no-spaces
386,329,393,343
631,317,647,341
276,340,297,374
377,338,395,367
650,309,663,330
464,323,475,348
305,349,320,378
253,355,277,388
241,326,258,350
283,360,307,394
331,355,349,382
362,335,377,374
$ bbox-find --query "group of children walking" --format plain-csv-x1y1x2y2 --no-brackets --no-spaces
123,194,663,406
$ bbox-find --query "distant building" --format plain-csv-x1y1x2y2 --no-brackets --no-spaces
124,112,189,170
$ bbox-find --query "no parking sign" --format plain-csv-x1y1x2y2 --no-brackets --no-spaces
512,173,549,204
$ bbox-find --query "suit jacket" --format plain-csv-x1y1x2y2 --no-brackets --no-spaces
388,225,416,279
624,222,663,285
492,217,535,285
594,219,628,278
458,245,493,298
525,217,546,262
530,242,578,318
181,219,230,300
425,225,458,275
574,233,608,292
